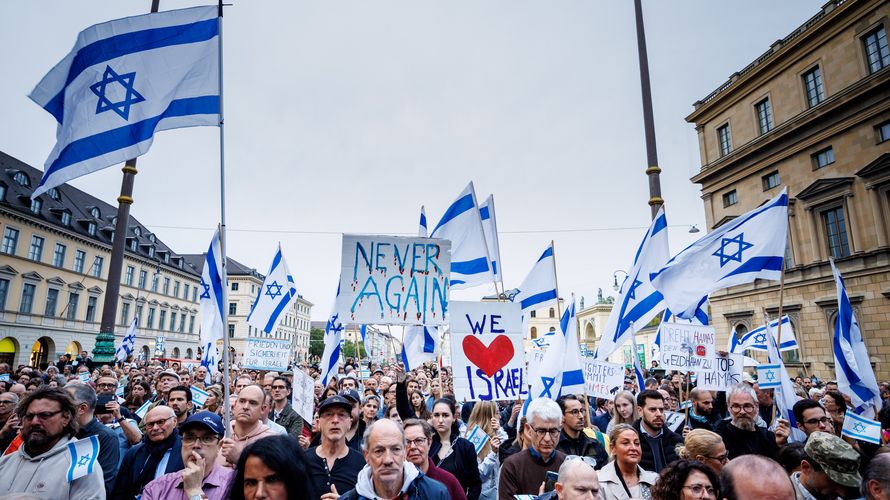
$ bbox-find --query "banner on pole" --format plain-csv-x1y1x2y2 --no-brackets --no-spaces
696,353,744,391
659,323,716,371
581,359,624,399
242,338,292,371
336,235,451,326
451,301,527,401
291,369,316,422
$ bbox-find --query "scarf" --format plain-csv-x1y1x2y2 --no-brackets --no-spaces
136,429,179,489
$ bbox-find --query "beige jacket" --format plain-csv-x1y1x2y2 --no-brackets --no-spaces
0,435,105,499
216,421,277,468
597,459,658,500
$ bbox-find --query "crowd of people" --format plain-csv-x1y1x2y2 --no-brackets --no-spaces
0,354,887,499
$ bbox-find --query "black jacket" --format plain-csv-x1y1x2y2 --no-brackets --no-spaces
714,418,779,460
556,429,608,469
109,432,185,499
78,418,120,493
632,419,682,473
429,434,482,500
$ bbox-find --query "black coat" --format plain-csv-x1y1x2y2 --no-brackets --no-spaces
109,433,185,499
429,434,482,500
556,429,608,469
632,419,683,473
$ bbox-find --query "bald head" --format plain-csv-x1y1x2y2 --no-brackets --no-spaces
721,455,794,500
556,459,600,499
146,405,175,420
143,405,177,442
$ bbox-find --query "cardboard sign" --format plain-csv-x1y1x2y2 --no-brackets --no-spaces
451,301,527,401
291,369,316,422
465,425,491,454
190,386,210,408
336,235,451,326
243,338,292,371
581,359,624,399
696,353,744,391
659,323,716,371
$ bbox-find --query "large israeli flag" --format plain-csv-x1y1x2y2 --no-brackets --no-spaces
652,189,788,319
512,244,558,314
479,195,503,283
320,284,344,387
199,229,225,376
29,6,220,198
115,315,138,363
765,316,806,443
595,208,669,360
831,260,882,418
728,316,798,354
401,207,439,371
66,435,100,482
529,298,585,401
430,182,494,289
247,245,298,334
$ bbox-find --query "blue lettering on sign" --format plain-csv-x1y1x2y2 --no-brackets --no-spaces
465,365,528,401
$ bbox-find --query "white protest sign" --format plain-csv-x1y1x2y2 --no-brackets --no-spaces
242,338,291,371
659,323,716,372
696,353,744,391
664,411,686,432
336,235,451,326
581,359,624,399
190,386,209,408
451,301,528,402
291,369,316,422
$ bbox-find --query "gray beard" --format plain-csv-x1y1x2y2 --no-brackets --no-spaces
731,419,756,431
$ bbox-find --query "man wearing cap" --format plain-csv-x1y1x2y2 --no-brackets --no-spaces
791,432,861,500
217,385,277,468
308,395,366,499
141,411,234,500
341,389,366,451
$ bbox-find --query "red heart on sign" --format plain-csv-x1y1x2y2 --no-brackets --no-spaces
462,335,515,378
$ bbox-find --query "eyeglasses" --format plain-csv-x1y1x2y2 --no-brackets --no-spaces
23,410,63,422
729,403,756,412
182,434,220,445
683,484,716,497
96,383,117,389
530,426,561,438
565,455,597,468
564,408,587,416
803,417,833,426
704,453,729,463
144,416,175,428
406,437,428,448
0,400,16,405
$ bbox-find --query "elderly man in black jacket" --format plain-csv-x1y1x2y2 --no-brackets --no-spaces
632,390,682,473
111,405,185,499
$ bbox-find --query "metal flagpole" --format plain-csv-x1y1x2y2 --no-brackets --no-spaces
216,0,233,434
633,0,664,220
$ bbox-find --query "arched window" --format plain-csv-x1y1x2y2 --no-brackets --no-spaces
549,308,555,318
13,172,30,187
549,326,556,332
734,324,748,338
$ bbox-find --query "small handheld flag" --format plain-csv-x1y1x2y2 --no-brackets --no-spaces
465,425,491,455
199,229,225,376
841,412,881,445
66,435,100,482
190,386,210,408
115,315,138,363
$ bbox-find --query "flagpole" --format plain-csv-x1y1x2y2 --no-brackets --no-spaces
216,0,232,435
550,241,562,319
634,0,664,220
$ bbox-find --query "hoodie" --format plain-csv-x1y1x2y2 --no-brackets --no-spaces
341,462,449,500
0,435,105,499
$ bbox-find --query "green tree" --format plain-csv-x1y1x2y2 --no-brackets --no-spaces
309,327,325,359
341,341,367,360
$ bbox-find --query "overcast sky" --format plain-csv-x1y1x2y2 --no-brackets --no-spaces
1,1,820,321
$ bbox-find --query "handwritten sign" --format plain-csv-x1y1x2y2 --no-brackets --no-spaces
465,425,491,454
697,353,744,391
659,323,716,371
451,301,527,402
581,359,624,399
190,386,209,408
291,369,316,422
336,235,451,326
243,338,292,371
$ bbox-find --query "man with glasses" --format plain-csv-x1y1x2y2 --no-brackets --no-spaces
556,395,607,469
141,411,234,500
715,384,787,460
0,386,105,498
499,398,567,500
792,399,834,438
308,395,367,499
269,376,304,440
66,382,120,492
403,418,466,500
112,406,185,498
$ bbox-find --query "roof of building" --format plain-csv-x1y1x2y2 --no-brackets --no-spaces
179,253,263,279
0,150,199,277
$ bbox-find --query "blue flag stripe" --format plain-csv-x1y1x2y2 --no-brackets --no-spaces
615,291,664,341
451,257,489,275
538,246,554,262
263,291,295,333
431,193,474,235
561,369,585,388
520,289,558,311
479,206,490,220
42,96,219,183
633,212,667,264
206,241,225,317
721,256,784,280
44,18,219,123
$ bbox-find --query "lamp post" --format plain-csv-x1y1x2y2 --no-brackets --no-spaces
612,270,629,292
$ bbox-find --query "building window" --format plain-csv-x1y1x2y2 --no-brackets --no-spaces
812,147,835,169
133,226,141,237
147,246,155,258
530,326,537,338
878,121,890,143
92,256,104,278
28,236,44,262
73,250,86,273
159,310,167,330
864,26,889,74
189,314,196,334
0,183,6,201
178,314,186,333
173,281,180,298
183,284,190,301
47,188,60,201
169,312,177,332
44,288,59,317
0,279,8,311
232,282,239,291
135,305,143,326
1,227,19,255
85,296,96,322
18,283,36,314
192,287,198,302
124,266,134,286
90,207,100,218
717,124,732,157
149,234,156,243
229,302,237,315
58,210,70,226
52,243,66,267
67,293,80,321
138,270,147,289
802,66,825,108
29,198,42,215
151,275,159,292
755,98,773,135
147,307,156,329
549,307,555,319
228,324,236,338
762,171,780,191
823,206,851,259
163,278,170,295
722,189,738,207
12,172,29,187
121,302,130,326
129,239,137,251
87,222,96,237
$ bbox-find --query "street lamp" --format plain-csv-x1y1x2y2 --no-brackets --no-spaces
612,270,629,292
689,225,701,234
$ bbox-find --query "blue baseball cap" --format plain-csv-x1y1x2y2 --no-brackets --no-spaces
181,411,225,436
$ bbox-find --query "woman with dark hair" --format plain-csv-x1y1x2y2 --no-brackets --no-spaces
428,397,482,500
651,459,720,500
231,435,315,500
409,390,431,420
821,390,847,435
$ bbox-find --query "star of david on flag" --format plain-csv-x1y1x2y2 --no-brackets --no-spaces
527,297,584,411
651,189,788,319
756,364,782,389
198,229,225,376
764,316,806,443
841,412,881,444
319,283,344,387
115,315,138,362
247,245,298,335
66,435,100,482
728,315,798,354
90,65,145,120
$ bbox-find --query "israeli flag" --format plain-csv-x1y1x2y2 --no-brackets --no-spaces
402,207,439,370
529,298,585,401
190,385,209,408
247,245,298,334
66,435,100,482
841,412,882,445
135,400,151,419
831,260,882,418
479,195,503,283
29,6,220,198
631,330,646,390
199,229,226,377
115,315,138,363
764,316,806,443
728,316,798,354
360,325,367,343
512,244,558,314
430,182,494,289
319,283,344,387
595,208,669,360
651,189,788,319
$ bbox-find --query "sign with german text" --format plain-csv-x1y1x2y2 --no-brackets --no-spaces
581,359,624,399
659,323,716,372
243,337,291,371
696,353,743,391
